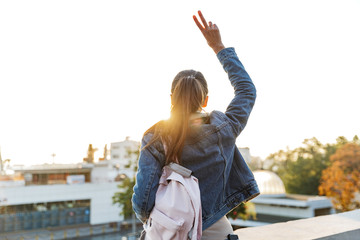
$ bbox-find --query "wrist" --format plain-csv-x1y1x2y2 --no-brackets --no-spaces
212,44,225,54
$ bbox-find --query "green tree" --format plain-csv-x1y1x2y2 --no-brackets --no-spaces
112,177,136,219
267,138,328,195
112,149,139,220
266,136,358,195
267,137,347,195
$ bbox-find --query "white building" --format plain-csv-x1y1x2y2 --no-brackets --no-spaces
230,170,335,228
239,147,251,163
110,137,140,164
110,137,140,169
0,138,141,233
0,182,122,224
91,137,140,183
0,163,123,233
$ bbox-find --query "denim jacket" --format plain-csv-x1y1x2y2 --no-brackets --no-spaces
132,47,260,230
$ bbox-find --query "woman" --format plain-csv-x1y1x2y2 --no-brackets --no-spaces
132,11,260,239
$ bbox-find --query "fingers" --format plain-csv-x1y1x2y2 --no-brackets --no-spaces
193,10,210,31
193,15,205,32
198,10,208,29
193,11,218,32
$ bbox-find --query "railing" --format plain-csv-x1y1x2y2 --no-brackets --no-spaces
0,223,139,240
0,207,90,233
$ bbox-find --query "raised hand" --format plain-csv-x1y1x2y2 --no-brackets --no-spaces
193,10,225,54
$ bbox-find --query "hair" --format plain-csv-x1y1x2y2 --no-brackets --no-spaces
144,70,208,165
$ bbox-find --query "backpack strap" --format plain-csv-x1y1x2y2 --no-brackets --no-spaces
168,162,192,177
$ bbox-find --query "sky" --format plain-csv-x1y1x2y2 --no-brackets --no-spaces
0,0,359,166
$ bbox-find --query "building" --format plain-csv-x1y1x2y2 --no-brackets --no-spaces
0,164,123,233
91,137,140,182
238,147,251,163
110,137,140,175
14,163,92,186
230,170,335,228
0,138,141,234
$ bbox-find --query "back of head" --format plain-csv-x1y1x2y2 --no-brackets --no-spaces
171,70,208,97
145,70,208,165
171,70,208,117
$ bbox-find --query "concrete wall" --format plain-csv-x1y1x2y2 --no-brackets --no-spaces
235,210,360,240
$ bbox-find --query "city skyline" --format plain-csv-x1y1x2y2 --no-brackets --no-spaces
1,0,360,165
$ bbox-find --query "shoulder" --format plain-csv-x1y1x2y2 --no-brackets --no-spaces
142,120,164,144
209,110,231,129
208,110,236,140
141,121,166,164
144,120,165,135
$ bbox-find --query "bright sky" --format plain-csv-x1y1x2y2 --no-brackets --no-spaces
1,0,359,166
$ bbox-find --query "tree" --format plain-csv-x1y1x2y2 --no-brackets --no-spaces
319,143,360,212
227,202,256,221
267,138,332,195
112,177,136,219
112,149,139,220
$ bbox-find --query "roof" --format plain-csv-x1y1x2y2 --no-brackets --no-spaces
253,170,286,195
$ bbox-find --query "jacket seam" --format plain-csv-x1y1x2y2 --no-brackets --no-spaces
216,131,227,203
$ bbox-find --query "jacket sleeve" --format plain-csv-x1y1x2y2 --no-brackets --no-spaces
131,135,163,222
217,47,256,137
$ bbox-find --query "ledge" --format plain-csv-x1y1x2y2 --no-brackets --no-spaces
234,209,360,240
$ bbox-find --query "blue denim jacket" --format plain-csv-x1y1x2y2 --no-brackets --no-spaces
132,47,260,230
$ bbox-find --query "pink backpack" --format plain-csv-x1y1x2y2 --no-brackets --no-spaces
141,163,202,240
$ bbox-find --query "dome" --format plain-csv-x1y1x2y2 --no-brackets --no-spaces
253,170,286,196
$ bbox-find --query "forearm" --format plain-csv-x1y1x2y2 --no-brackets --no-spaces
217,47,256,136
218,48,255,93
